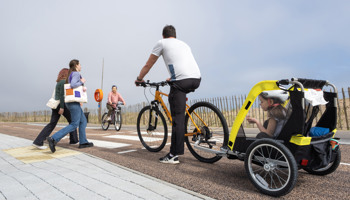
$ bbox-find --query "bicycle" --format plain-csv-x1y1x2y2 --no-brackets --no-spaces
136,80,229,163
101,102,123,131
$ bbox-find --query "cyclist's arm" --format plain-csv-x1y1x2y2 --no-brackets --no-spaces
137,54,159,81
118,93,126,105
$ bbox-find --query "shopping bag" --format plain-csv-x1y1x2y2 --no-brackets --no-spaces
46,89,60,109
64,84,88,103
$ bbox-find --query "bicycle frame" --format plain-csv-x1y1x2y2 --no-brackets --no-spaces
150,87,207,136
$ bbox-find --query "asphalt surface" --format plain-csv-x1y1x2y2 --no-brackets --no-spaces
1,122,350,200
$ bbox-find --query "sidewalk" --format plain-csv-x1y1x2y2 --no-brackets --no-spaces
0,133,213,200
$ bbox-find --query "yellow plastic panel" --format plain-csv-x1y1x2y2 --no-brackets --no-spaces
228,80,281,150
289,134,312,146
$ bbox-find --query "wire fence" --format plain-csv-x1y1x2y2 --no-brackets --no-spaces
1,87,350,130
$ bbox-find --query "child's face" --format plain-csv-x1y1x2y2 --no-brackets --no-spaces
259,96,270,111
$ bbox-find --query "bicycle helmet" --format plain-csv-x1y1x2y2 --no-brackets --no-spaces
260,90,289,103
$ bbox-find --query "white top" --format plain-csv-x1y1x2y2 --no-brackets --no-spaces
152,38,201,81
304,89,328,106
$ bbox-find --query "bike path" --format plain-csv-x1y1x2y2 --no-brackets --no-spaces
0,133,213,200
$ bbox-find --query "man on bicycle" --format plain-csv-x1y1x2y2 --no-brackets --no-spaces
135,25,201,164
106,85,126,121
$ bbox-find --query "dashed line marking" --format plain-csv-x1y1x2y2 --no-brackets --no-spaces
88,139,131,149
118,150,137,154
105,135,163,141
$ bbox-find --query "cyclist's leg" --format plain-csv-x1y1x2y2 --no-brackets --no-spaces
106,103,113,119
169,86,187,156
169,78,201,156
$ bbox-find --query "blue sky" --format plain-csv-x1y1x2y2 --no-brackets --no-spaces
0,0,349,112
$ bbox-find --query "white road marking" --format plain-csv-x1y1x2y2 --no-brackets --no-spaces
88,139,131,149
131,131,172,136
340,162,350,166
340,141,350,145
26,123,102,129
105,135,163,141
87,133,109,136
118,150,137,154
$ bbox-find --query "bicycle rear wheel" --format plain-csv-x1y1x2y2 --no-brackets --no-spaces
101,113,110,130
115,111,122,131
137,106,168,152
185,102,229,163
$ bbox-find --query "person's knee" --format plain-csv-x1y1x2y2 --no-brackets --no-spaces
70,120,80,128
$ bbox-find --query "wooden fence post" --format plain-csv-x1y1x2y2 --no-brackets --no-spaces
342,88,349,130
337,91,343,129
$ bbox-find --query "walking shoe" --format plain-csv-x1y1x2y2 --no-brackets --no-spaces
78,142,94,148
32,143,48,150
159,153,180,164
46,137,56,153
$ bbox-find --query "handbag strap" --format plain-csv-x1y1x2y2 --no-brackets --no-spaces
52,88,56,99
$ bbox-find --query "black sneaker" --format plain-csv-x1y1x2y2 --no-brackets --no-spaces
159,153,180,164
78,142,94,148
47,137,56,153
69,140,79,144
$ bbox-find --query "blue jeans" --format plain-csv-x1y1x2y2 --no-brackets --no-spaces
52,102,89,144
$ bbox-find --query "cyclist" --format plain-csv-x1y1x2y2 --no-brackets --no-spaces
106,85,126,121
135,25,201,164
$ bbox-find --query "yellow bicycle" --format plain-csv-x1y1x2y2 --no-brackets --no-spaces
136,81,229,163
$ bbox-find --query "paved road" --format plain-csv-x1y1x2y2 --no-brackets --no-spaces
1,122,350,200
0,133,210,200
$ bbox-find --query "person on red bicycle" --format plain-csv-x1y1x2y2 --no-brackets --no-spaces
106,85,126,121
135,25,201,164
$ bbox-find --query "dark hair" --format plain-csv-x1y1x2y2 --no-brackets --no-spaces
112,85,117,89
56,68,69,82
162,25,176,38
66,59,79,83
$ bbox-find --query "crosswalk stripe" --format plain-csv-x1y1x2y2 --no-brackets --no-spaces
118,150,137,154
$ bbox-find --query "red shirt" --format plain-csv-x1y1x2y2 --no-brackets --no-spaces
108,91,125,107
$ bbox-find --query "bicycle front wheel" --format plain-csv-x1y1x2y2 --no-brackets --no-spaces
114,111,122,131
101,113,110,130
185,102,229,163
137,106,168,152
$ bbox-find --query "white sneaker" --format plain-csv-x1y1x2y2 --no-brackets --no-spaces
32,143,48,150
159,153,180,164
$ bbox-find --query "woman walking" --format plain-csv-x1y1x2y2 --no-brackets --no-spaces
33,68,78,149
47,59,93,153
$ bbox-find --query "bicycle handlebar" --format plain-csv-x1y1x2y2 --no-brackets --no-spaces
112,102,124,105
136,80,168,87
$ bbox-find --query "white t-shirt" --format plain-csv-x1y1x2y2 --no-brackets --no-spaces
152,38,201,81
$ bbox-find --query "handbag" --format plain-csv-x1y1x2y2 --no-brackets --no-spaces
46,89,60,109
64,84,88,103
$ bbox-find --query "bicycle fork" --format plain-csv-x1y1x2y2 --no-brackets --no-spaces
147,104,159,132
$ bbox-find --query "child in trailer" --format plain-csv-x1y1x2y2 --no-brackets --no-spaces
246,90,289,139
